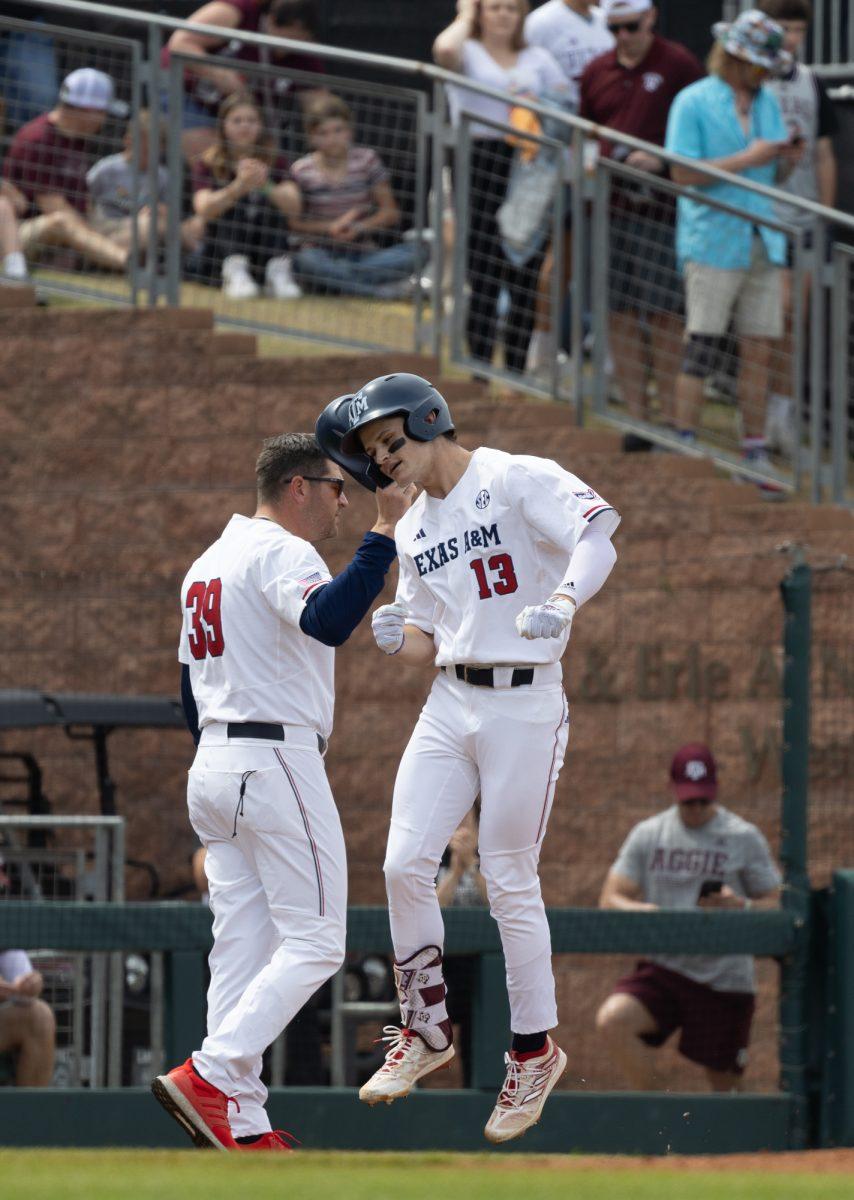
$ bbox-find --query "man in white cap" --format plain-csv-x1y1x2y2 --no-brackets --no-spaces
580,0,703,422
2,68,132,274
664,10,802,485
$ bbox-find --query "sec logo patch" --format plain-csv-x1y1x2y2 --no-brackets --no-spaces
475,489,490,510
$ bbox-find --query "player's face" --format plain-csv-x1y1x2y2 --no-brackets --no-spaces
360,416,428,489
305,460,349,541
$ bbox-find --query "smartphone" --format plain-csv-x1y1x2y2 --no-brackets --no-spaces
698,879,723,899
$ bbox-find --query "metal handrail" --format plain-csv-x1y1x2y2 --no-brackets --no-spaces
9,0,854,233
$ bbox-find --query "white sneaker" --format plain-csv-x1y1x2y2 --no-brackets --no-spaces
358,1026,454,1106
484,1036,567,1144
265,255,302,299
221,255,259,300
2,251,29,282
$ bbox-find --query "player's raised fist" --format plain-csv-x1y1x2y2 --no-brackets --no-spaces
515,597,575,641
372,602,408,655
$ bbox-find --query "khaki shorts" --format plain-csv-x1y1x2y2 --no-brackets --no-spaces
684,237,783,338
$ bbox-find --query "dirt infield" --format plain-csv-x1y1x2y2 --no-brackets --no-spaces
496,1150,854,1173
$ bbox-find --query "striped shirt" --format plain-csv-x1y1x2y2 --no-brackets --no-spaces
289,146,388,247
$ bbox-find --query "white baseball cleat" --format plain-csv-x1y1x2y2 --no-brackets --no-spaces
358,1026,455,1105
483,1036,568,1144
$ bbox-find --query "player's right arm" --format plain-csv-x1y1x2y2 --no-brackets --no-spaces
371,525,437,665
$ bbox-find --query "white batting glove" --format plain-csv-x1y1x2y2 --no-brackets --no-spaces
372,602,408,655
515,596,575,641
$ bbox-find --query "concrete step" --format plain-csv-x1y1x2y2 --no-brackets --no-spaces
0,284,37,309
0,305,213,333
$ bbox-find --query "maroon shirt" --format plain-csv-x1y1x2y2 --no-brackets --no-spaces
162,0,324,115
2,113,95,214
580,36,703,155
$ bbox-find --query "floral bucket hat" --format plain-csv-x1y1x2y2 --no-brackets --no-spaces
712,8,793,73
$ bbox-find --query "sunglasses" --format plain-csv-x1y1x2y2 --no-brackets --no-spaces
608,19,642,34
284,475,347,497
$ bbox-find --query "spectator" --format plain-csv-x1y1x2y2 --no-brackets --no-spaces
0,951,55,1086
192,92,301,299
87,110,205,261
523,0,615,379
664,10,800,477
436,807,488,1088
595,743,781,1092
289,96,421,299
2,68,130,274
758,0,838,457
163,0,326,163
579,0,703,421
434,0,566,376
0,179,28,281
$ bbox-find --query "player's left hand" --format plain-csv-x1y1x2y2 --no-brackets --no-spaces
515,597,575,640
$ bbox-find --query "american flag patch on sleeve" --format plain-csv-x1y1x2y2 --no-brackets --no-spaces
300,571,330,599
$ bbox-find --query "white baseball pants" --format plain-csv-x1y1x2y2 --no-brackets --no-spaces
187,724,346,1136
384,669,569,1035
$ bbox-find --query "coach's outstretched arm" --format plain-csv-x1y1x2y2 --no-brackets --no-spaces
299,483,415,647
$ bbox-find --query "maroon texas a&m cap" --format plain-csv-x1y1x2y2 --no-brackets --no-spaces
670,742,718,801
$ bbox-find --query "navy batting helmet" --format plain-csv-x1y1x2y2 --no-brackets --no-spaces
315,373,455,492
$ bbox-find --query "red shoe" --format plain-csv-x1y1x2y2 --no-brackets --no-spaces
151,1058,239,1151
237,1130,299,1152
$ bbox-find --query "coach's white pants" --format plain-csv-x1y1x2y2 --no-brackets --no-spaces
187,728,346,1136
384,670,569,1035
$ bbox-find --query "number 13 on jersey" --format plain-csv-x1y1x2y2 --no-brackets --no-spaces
185,578,225,659
469,553,518,600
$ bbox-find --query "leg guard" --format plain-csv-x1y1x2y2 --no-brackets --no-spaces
394,945,453,1050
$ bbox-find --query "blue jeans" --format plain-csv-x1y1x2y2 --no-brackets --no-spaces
292,242,419,298
0,24,58,128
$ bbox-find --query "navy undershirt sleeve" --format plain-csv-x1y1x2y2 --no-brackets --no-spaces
299,531,397,647
181,663,201,746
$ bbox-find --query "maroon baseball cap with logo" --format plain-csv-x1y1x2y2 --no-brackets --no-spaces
670,742,718,801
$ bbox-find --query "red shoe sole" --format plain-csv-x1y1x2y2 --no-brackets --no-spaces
151,1075,230,1151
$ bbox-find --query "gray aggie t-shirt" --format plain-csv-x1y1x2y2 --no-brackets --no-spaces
611,805,782,993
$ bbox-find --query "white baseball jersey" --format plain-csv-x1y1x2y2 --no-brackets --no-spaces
612,805,782,992
178,515,334,738
394,447,619,666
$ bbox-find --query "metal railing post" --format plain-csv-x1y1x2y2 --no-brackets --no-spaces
164,59,185,308
830,246,850,503
451,120,472,371
590,164,610,416
569,126,586,426
809,218,827,502
128,42,142,306
146,23,163,306
430,81,449,362
779,560,812,1149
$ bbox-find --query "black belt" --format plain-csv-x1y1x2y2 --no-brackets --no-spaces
226,722,326,754
453,665,535,688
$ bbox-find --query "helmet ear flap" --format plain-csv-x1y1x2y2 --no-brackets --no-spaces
315,395,394,492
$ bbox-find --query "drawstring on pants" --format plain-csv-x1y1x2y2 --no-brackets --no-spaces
232,770,256,838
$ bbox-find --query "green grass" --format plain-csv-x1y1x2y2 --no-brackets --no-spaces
0,1151,850,1200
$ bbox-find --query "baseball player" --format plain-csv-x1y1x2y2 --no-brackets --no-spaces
316,374,620,1143
152,432,412,1151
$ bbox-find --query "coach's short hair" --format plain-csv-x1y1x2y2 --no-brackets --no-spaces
255,433,328,503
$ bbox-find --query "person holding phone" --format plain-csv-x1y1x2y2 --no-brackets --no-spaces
594,743,781,1092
